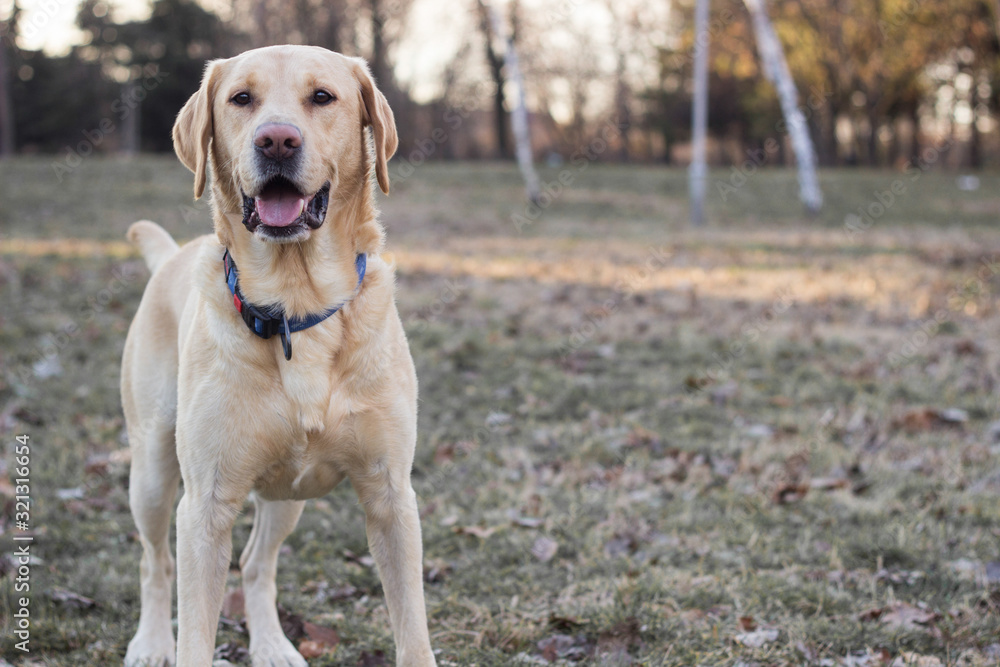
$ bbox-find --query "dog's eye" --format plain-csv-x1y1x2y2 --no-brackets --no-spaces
312,90,336,105
231,92,252,106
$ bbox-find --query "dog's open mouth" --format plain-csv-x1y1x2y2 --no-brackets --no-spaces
241,177,331,240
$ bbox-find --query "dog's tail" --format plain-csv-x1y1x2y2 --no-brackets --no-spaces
127,221,179,274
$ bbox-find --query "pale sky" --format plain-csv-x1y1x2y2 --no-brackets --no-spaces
7,0,670,122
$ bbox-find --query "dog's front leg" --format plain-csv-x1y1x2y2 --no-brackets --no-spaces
175,487,241,665
352,461,436,667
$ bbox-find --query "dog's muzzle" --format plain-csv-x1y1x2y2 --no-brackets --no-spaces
241,177,331,239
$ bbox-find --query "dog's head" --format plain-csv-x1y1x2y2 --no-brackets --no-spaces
173,45,398,245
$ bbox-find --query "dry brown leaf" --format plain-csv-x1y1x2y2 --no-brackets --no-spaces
895,407,968,433
547,613,588,631
221,587,244,619
357,649,388,666
278,606,305,641
453,525,500,539
303,621,339,648
773,482,810,504
342,549,376,568
297,639,333,659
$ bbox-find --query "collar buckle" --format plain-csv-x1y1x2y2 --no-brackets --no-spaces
222,249,365,360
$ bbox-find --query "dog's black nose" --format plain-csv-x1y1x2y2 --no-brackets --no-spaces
254,123,302,161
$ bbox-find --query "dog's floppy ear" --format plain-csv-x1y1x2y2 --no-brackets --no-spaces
173,60,223,200
354,61,399,195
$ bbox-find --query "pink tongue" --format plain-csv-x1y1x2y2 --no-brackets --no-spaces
255,192,307,227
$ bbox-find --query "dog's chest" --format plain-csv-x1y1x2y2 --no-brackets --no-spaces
250,365,360,501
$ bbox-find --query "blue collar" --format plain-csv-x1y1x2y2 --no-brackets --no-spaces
222,249,367,360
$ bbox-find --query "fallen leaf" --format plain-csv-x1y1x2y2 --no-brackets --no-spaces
303,620,339,648
531,536,559,562
433,442,457,464
896,407,968,433
604,536,637,559
773,483,810,504
859,601,941,637
511,515,544,528
881,602,940,635
278,606,305,641
357,649,388,666
343,549,376,568
221,587,244,619
56,487,85,501
810,477,849,491
452,524,500,539
734,628,778,648
423,559,452,583
738,616,757,631
596,617,642,654
624,426,661,451
47,587,97,610
84,455,110,476
298,640,332,659
537,633,590,662
547,613,588,631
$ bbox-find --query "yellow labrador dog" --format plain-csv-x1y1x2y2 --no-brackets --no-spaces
121,45,435,666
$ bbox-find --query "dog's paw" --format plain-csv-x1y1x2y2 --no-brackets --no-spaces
125,632,175,667
250,635,308,667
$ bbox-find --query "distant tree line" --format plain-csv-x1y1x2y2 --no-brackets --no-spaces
0,0,997,168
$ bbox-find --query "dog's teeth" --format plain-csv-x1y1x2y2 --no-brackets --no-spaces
299,200,306,215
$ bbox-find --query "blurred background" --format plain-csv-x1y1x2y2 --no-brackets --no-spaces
0,0,995,169
8,2,1000,665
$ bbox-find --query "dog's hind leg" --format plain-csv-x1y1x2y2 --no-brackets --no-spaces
124,401,181,667
240,496,307,667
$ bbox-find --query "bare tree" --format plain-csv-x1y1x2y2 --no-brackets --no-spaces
475,0,510,158
744,0,821,212
689,0,709,226
487,0,539,202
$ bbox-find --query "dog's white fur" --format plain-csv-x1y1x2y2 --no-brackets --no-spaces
121,45,435,666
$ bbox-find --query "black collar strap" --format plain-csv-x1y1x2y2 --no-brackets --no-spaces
222,249,366,360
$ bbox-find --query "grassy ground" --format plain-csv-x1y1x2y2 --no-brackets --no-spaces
3,157,1000,665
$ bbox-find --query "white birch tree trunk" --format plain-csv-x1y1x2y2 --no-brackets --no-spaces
488,5,541,204
689,0,710,226
744,0,822,212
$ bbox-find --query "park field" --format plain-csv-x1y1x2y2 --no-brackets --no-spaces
4,157,1000,665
